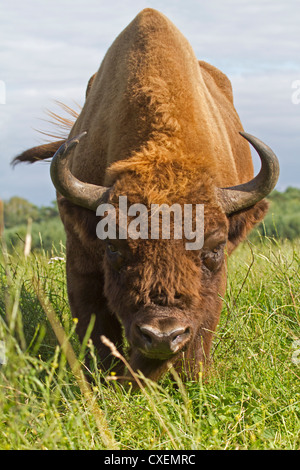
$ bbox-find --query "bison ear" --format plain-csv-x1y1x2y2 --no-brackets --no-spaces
11,140,65,166
85,73,97,99
227,199,269,253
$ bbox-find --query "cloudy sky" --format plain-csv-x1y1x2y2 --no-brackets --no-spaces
1,0,299,206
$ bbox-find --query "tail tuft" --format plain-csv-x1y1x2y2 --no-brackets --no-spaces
12,140,65,166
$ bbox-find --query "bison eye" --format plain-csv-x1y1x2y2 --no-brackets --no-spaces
201,244,225,273
106,243,126,272
107,243,120,254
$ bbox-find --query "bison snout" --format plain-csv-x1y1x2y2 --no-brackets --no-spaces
135,323,191,359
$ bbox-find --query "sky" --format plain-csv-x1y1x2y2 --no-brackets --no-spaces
1,0,299,206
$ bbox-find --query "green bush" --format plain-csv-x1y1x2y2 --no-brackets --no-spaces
252,187,300,241
2,197,65,253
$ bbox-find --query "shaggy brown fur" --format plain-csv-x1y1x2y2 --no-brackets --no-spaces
14,9,269,382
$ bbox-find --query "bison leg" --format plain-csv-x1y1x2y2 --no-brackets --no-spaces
66,261,124,376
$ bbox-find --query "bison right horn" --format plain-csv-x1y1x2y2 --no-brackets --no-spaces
50,132,110,211
218,132,280,215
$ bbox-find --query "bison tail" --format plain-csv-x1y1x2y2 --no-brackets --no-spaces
11,140,65,166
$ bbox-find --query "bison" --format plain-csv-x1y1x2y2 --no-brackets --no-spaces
14,9,279,382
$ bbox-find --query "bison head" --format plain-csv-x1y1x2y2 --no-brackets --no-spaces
49,131,279,380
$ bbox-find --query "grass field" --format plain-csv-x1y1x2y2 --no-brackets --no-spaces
0,236,299,450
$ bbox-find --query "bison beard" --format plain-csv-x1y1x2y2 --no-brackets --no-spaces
13,9,278,384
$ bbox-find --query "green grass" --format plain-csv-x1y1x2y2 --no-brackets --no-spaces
0,237,299,450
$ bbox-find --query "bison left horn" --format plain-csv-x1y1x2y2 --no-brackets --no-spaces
50,132,109,210
218,132,280,215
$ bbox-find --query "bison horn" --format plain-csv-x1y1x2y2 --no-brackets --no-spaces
50,132,109,211
218,132,280,215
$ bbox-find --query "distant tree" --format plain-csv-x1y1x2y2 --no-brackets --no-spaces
3,197,39,228
37,201,59,221
251,187,300,241
3,198,65,253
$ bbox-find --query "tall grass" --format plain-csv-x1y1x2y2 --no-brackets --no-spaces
0,235,299,450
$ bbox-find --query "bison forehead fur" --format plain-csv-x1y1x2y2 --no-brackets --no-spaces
14,8,278,383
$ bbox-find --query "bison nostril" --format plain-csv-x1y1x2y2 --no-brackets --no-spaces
137,326,153,346
141,332,152,345
170,327,190,347
136,323,191,358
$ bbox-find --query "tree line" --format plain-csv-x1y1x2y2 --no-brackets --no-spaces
2,197,65,253
1,187,300,253
252,186,300,242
